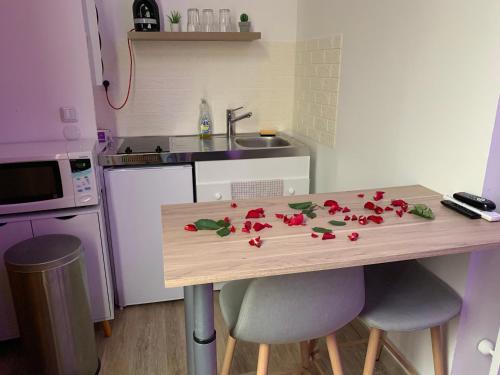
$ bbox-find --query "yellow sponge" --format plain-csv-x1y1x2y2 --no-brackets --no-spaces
259,129,277,136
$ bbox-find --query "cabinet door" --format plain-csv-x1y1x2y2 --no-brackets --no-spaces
31,213,111,321
0,221,33,340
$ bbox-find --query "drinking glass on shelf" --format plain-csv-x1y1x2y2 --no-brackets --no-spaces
187,8,200,32
201,9,215,32
219,9,231,32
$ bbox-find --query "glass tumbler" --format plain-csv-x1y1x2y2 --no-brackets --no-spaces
202,9,215,32
219,9,231,32
187,8,200,32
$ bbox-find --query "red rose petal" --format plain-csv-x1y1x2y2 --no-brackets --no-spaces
358,216,368,225
184,224,198,232
367,215,384,224
288,213,305,226
385,206,394,211
351,214,358,221
230,202,237,208
357,193,365,198
374,206,384,215
242,220,252,233
324,200,339,207
246,208,265,219
253,222,273,232
311,233,319,238
396,209,404,217
249,236,262,248
230,225,236,233
344,215,351,221
364,201,376,210
275,213,284,219
322,232,336,240
224,217,230,223
348,232,359,241
391,199,409,211
373,191,385,201
342,206,351,213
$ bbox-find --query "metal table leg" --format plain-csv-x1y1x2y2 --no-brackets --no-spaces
184,284,217,375
184,286,195,375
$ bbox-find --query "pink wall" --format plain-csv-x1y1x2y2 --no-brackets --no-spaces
0,1,97,143
452,98,500,374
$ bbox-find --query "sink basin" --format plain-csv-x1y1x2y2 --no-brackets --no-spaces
235,136,291,149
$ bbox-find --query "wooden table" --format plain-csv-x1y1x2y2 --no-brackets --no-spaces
161,185,500,375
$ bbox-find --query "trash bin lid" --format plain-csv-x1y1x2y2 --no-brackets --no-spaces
4,235,83,272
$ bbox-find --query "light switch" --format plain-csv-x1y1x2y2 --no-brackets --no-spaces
60,107,78,123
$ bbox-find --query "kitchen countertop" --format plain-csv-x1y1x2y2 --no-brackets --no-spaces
98,132,310,166
161,185,500,287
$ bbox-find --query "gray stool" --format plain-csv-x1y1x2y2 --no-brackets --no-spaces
359,261,462,375
219,267,365,375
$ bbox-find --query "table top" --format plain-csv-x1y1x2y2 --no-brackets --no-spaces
162,185,500,287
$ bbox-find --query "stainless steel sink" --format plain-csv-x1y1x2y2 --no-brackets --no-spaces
235,136,291,149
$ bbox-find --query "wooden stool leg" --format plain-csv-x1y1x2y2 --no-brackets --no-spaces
326,333,344,375
300,341,311,369
102,320,112,337
431,326,445,375
376,332,385,361
221,336,237,375
256,344,270,375
363,328,383,375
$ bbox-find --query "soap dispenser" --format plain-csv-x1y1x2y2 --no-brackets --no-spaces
199,99,213,139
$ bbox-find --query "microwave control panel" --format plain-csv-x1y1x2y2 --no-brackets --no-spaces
70,158,98,206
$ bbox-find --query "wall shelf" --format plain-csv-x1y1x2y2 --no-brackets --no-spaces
128,31,261,42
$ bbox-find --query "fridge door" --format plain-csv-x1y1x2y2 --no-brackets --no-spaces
104,165,193,307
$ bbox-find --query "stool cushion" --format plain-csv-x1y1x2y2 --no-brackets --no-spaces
219,267,365,344
360,261,462,332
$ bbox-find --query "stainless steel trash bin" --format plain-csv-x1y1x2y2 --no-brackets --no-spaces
4,234,99,375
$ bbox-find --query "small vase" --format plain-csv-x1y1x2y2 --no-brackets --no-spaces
239,22,251,32
170,23,181,32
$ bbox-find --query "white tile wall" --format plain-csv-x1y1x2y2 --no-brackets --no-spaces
109,41,296,136
293,35,343,147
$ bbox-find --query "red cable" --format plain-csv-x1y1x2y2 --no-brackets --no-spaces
105,32,134,110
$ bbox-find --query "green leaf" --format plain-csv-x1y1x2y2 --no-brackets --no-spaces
216,220,231,228
289,202,313,210
312,227,333,234
328,220,347,226
194,219,221,230
216,227,231,237
302,209,317,219
409,204,435,220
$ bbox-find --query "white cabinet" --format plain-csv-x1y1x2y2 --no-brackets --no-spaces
195,157,310,202
32,212,112,321
104,165,194,307
0,221,33,340
0,205,114,341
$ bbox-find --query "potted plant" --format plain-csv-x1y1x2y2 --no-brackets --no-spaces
239,13,251,32
168,11,182,32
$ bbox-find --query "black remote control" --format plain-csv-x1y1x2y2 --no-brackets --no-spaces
441,200,481,219
453,192,496,211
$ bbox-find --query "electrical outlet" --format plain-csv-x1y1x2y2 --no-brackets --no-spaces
60,107,78,123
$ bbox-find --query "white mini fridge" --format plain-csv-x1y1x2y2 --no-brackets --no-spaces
104,165,193,307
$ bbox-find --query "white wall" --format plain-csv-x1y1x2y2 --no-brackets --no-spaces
295,1,500,373
94,0,297,136
0,0,97,143
451,99,500,375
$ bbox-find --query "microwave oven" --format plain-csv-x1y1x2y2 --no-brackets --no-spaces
0,139,99,215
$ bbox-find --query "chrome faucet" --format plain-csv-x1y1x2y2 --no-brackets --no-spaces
226,107,253,138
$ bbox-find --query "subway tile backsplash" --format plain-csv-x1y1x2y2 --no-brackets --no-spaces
293,35,343,147
108,42,296,137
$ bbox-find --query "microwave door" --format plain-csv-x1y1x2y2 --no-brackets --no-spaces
0,159,76,215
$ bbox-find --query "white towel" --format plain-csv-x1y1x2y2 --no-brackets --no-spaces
231,179,284,200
